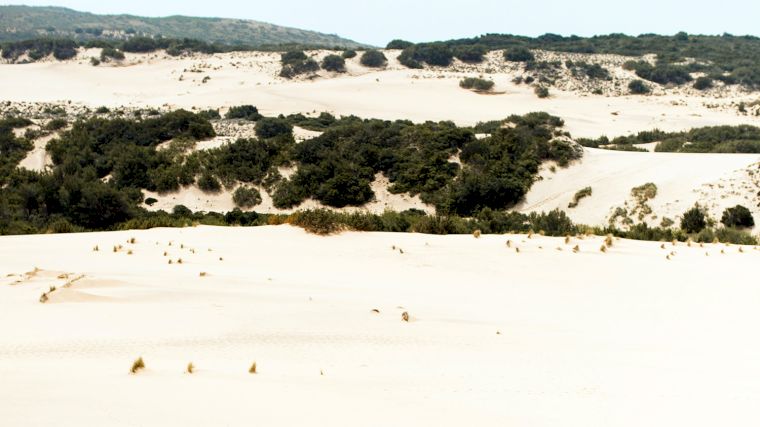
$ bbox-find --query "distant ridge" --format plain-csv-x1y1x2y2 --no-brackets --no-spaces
0,5,367,48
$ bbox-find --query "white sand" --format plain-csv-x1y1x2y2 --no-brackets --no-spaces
1,225,759,426
520,148,760,229
2,50,759,137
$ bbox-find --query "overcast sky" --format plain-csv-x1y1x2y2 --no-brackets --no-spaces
6,0,760,46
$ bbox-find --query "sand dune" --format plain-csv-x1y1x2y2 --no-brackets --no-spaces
2,50,759,137
520,148,760,228
1,225,759,426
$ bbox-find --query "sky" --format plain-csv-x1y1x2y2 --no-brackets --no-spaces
5,0,760,46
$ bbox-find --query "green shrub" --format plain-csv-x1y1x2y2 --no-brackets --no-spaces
459,77,495,92
225,105,261,121
255,117,292,139
721,205,755,228
281,50,308,65
693,76,714,90
321,54,346,72
233,186,262,208
504,47,534,62
628,79,651,94
360,50,387,68
534,86,550,98
45,118,67,131
198,172,222,193
568,187,592,208
386,40,415,49
341,50,357,59
453,45,488,63
681,205,706,233
100,47,125,61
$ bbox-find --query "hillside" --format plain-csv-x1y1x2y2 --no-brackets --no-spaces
0,5,365,47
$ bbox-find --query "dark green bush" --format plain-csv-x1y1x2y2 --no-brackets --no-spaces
454,45,488,63
341,50,357,59
197,172,222,193
721,205,755,228
321,54,346,72
504,47,534,62
534,86,550,98
360,50,387,68
226,105,261,121
233,186,262,208
100,47,125,61
693,76,714,90
459,77,495,92
386,40,415,49
681,206,706,233
628,79,651,94
255,117,293,139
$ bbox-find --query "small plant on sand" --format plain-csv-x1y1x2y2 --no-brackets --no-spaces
93,245,99,252
249,361,257,374
401,311,410,322
186,362,195,374
199,272,207,277
473,230,482,238
128,237,136,244
604,234,614,248
177,258,183,264
572,245,580,253
600,244,607,252
568,187,592,208
459,77,495,93
130,357,145,374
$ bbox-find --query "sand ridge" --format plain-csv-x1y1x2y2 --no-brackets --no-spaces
1,225,759,426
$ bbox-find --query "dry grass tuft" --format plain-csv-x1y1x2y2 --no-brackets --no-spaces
473,230,481,239
604,234,614,247
130,357,145,374
527,230,534,239
199,272,207,277
506,240,512,248
127,250,133,255
128,238,136,244
564,236,571,244
186,362,194,374
219,257,224,261
177,258,183,264
515,247,520,253
93,245,99,252
249,361,257,374
666,255,671,260
371,309,380,314
572,245,580,253
401,311,410,322
739,247,744,253
660,243,665,249
600,245,607,253
168,259,173,265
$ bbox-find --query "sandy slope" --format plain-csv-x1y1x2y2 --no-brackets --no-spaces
520,148,760,228
1,225,759,426
2,50,759,137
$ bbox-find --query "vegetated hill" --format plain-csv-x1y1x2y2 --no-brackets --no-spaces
388,32,760,89
0,5,365,48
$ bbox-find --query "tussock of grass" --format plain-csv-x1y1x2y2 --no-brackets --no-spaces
401,311,410,322
93,245,99,252
506,240,512,248
604,234,614,247
572,245,580,253
130,357,145,374
199,272,207,277
186,362,194,374
600,245,607,252
249,362,257,374
473,230,481,238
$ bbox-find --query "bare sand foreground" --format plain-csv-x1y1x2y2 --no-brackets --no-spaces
1,225,760,426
